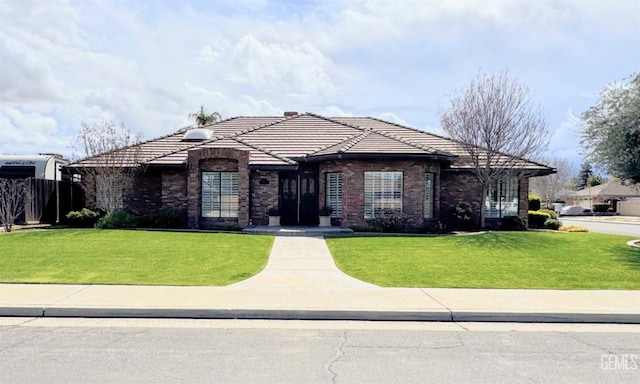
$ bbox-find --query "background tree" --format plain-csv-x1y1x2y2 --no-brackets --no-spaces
70,120,142,213
529,156,575,206
440,70,549,227
575,161,593,190
581,73,640,183
189,105,222,126
0,178,29,232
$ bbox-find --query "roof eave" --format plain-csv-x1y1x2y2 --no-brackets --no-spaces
301,152,457,163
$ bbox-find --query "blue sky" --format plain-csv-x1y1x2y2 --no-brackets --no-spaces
1,0,638,171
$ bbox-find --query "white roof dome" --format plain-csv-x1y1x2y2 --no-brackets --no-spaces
181,128,212,142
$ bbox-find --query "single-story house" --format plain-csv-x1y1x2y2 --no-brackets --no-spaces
567,181,640,212
66,112,554,230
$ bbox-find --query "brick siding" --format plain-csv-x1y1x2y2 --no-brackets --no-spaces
318,159,441,230
249,170,279,226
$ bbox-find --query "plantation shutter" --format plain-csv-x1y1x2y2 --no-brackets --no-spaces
326,173,343,218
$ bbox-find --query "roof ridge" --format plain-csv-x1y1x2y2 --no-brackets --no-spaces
370,129,454,157
338,129,372,153
230,137,297,165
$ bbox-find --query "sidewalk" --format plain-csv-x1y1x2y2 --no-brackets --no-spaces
1,236,640,323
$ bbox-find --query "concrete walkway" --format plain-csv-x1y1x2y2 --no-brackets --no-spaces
232,236,375,288
1,235,640,323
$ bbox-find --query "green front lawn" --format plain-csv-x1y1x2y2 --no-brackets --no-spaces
326,232,640,289
0,229,273,286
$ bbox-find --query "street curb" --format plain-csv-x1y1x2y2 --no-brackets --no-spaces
2,306,640,323
0,306,45,317
42,307,453,322
451,311,640,324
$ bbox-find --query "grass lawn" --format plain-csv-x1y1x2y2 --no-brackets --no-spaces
0,229,273,286
326,232,640,289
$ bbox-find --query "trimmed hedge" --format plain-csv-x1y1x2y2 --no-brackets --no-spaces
65,208,105,227
539,208,558,220
528,195,542,211
544,218,561,230
528,210,551,228
592,203,610,213
96,210,138,229
500,215,527,231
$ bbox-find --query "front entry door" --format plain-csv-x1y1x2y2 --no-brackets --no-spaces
279,170,318,225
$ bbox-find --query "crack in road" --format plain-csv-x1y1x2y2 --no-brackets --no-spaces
556,331,614,354
326,330,347,384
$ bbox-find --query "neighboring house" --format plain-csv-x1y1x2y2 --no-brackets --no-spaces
567,181,640,212
66,113,554,230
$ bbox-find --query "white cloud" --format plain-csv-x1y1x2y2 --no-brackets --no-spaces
0,32,65,103
320,106,354,117
229,34,336,97
0,107,66,154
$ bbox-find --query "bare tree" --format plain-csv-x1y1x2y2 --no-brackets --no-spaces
70,121,142,213
529,156,575,206
440,70,550,227
0,178,29,232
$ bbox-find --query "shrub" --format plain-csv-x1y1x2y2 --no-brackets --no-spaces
528,210,551,228
96,210,138,229
140,209,183,228
543,218,561,230
450,203,475,231
538,208,558,220
65,208,105,227
528,195,542,211
366,208,407,232
592,203,610,213
559,226,589,232
500,215,527,231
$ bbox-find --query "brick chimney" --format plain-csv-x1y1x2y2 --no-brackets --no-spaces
284,111,298,117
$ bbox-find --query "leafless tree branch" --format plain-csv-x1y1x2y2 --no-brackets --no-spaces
440,70,550,227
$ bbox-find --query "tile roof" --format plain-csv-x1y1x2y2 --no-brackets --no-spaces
69,113,554,174
570,181,640,198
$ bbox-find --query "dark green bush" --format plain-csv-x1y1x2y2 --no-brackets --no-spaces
528,210,551,228
592,203,610,213
366,208,407,232
528,195,541,211
65,208,105,227
140,209,183,228
538,208,558,220
450,203,475,231
96,210,138,229
543,218,561,230
500,215,527,231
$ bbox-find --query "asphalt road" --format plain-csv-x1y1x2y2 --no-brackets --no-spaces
560,218,640,237
1,318,639,384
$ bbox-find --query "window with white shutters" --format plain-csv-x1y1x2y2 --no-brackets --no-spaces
485,177,518,218
364,171,403,219
424,173,434,219
326,172,343,218
202,172,239,218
